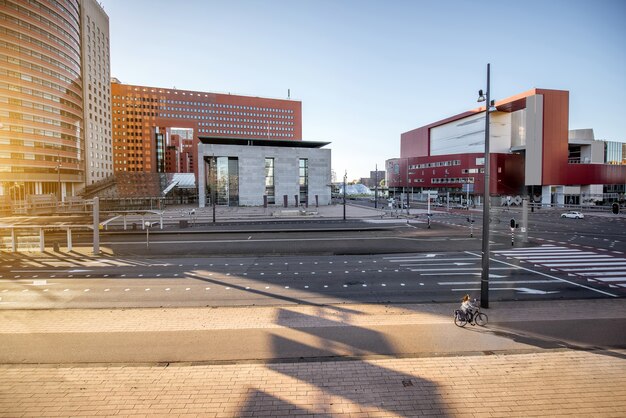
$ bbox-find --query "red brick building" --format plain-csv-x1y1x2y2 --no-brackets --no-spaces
387,88,626,206
111,80,302,177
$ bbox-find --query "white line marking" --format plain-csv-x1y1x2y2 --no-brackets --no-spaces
465,251,618,297
543,261,626,267
440,280,557,285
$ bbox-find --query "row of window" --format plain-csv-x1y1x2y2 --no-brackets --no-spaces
199,122,293,131
113,95,294,115
409,160,461,169
157,107,294,119
198,119,292,126
198,128,293,137
430,177,475,184
156,112,294,121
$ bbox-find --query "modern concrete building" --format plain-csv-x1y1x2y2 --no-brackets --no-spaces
80,0,112,185
0,0,111,202
387,88,626,206
198,137,331,207
111,81,302,179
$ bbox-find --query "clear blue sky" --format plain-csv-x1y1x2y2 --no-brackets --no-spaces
102,0,626,181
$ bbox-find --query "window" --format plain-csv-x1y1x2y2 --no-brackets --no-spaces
264,158,275,204
299,158,308,205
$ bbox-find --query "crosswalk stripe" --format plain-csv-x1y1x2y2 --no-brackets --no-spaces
524,256,615,263
513,253,612,260
577,272,626,277
560,266,626,272
543,262,626,267
493,245,626,286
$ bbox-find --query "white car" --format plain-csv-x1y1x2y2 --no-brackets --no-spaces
561,211,584,219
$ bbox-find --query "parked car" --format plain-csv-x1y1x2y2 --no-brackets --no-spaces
561,211,584,219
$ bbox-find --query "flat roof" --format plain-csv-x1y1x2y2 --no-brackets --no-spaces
198,137,330,148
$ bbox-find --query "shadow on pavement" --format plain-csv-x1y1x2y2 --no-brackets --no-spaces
238,389,333,417
266,307,449,417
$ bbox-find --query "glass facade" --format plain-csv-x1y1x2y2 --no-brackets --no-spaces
605,141,626,165
299,158,308,205
264,157,275,204
207,156,239,206
0,0,84,201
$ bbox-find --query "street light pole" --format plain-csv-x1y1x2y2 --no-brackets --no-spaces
56,154,62,202
374,164,378,209
478,63,491,309
343,170,347,221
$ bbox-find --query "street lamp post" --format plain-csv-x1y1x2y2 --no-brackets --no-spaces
56,154,62,203
343,170,347,221
145,221,151,248
374,164,378,209
477,63,492,309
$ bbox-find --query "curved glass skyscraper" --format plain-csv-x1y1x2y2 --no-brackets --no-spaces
0,0,111,205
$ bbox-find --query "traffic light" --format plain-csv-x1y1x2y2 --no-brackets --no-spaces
613,203,620,214
510,218,516,229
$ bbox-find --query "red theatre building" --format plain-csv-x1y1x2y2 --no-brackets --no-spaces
387,88,626,206
111,80,302,177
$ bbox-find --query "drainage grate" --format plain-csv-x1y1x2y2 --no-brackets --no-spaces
402,379,413,387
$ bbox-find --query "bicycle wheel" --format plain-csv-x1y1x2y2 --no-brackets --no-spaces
475,312,488,326
454,311,467,327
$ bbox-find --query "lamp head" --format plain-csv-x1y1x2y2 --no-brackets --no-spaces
477,89,486,102
144,221,151,227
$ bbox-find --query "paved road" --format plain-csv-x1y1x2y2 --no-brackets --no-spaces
2,249,623,309
428,206,626,252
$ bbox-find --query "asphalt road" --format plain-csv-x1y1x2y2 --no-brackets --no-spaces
1,250,623,309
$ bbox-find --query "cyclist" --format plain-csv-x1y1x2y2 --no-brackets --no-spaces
460,294,476,321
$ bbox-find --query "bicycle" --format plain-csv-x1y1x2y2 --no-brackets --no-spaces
454,300,488,327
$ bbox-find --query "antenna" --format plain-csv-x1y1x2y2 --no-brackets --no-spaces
288,89,290,99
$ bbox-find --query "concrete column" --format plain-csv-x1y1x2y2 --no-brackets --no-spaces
93,197,99,255
67,228,73,252
522,199,529,243
541,185,552,207
39,228,45,252
555,186,565,207
198,148,206,208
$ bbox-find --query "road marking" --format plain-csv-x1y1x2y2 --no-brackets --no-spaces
560,266,626,272
543,261,626,267
465,251,617,297
392,258,479,263
440,280,557,285
450,287,558,294
410,267,515,272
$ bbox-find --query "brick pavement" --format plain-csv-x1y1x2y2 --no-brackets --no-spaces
1,299,626,416
1,350,625,417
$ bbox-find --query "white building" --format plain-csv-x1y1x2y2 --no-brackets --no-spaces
81,0,113,185
198,138,332,207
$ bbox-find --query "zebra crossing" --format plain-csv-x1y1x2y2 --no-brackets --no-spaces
494,245,626,289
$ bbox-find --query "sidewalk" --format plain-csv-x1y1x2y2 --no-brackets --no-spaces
1,300,625,417
2,350,624,417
